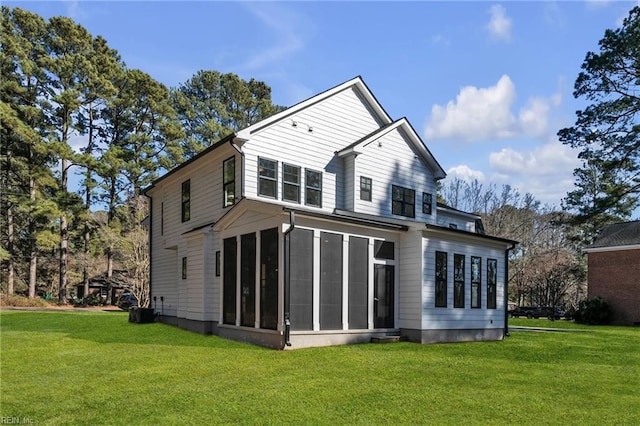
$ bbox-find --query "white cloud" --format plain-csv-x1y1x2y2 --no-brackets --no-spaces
425,75,561,142
488,140,580,205
238,2,305,71
431,34,450,47
446,165,486,182
486,4,512,42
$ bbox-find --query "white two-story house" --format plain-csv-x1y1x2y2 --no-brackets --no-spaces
144,76,517,349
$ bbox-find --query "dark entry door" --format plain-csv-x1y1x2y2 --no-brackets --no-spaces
374,265,394,328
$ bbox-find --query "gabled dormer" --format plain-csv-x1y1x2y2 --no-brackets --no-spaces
336,118,446,223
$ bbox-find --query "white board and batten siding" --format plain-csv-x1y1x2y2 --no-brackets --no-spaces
148,144,237,320
243,87,382,212
352,127,438,224
421,235,506,330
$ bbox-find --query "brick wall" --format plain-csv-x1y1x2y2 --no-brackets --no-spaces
588,248,640,325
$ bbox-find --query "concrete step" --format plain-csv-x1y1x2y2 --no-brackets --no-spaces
371,335,408,343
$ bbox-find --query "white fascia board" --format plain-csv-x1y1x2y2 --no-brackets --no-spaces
436,206,481,220
583,244,640,254
236,76,392,141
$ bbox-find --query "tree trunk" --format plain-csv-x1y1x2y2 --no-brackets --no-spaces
7,203,14,295
28,174,36,298
59,157,68,304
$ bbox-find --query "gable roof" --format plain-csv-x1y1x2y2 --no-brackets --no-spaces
236,76,392,140
584,221,640,252
336,117,447,179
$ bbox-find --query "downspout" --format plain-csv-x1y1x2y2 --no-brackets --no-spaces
282,210,296,348
229,139,245,200
147,195,153,311
504,242,516,337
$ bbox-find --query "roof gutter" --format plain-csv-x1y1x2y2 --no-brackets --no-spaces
504,242,517,338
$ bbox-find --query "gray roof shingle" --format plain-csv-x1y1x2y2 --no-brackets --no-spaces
588,221,640,249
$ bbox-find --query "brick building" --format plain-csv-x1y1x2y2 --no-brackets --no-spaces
584,221,640,326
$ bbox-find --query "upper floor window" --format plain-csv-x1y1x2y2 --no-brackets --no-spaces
223,157,235,208
305,169,322,207
283,164,301,203
391,185,415,218
422,193,432,215
360,176,372,201
181,180,190,222
258,157,277,198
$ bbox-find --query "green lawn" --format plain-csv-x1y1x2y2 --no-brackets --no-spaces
1,311,638,425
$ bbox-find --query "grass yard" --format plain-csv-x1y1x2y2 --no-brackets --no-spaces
1,311,638,425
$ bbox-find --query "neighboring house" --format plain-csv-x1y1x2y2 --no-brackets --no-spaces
144,76,517,349
583,221,640,326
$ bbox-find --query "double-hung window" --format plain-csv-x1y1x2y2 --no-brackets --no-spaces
422,193,432,215
392,185,415,218
305,169,322,207
181,180,190,222
283,164,301,203
435,251,447,307
258,157,277,198
360,176,372,201
454,254,465,308
223,157,235,207
487,259,497,309
471,256,481,308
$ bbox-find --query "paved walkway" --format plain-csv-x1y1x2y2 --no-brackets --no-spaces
509,325,588,333
1,305,124,313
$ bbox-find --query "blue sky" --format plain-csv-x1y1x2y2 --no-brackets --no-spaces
7,0,640,209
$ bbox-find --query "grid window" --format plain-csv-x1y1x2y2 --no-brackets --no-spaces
258,157,277,198
305,169,322,207
181,180,190,222
392,185,415,218
223,157,235,207
422,193,432,215
360,176,372,201
435,251,447,307
454,254,465,308
283,164,301,203
471,256,481,308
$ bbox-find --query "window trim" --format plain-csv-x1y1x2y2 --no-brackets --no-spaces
305,168,323,207
181,180,190,222
391,184,415,218
360,176,372,202
453,254,465,308
487,258,497,309
258,157,278,199
223,156,235,208
435,251,447,308
471,256,481,309
282,163,301,203
422,192,432,215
